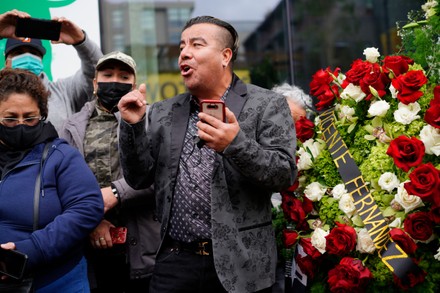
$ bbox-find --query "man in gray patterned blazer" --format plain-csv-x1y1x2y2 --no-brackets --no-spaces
117,16,298,293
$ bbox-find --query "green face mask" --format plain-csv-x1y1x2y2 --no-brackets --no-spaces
11,53,44,76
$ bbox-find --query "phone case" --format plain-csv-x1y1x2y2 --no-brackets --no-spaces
0,248,28,280
200,100,226,122
109,227,127,244
15,17,61,41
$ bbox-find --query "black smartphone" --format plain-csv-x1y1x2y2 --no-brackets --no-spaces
200,100,226,122
15,17,61,41
0,248,28,280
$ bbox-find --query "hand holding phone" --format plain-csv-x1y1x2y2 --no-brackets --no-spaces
109,227,127,244
0,248,28,280
15,17,61,41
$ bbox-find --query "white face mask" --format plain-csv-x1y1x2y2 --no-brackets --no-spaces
11,53,44,76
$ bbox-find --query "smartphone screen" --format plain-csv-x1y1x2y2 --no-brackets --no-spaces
200,100,226,122
15,17,61,41
0,249,28,280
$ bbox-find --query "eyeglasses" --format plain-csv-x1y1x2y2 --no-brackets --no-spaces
0,116,44,127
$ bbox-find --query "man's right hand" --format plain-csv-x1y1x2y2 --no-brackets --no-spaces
0,10,30,39
118,83,148,124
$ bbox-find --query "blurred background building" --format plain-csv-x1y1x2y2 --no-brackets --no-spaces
0,0,426,102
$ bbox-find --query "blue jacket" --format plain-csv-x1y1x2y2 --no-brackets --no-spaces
0,138,104,289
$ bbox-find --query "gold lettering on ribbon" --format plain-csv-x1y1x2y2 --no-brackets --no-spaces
318,107,418,279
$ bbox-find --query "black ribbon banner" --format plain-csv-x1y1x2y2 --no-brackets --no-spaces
319,108,419,280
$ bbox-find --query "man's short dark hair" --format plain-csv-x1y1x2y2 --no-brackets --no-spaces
182,16,239,62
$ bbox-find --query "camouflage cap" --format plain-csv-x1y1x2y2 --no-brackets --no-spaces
96,51,136,74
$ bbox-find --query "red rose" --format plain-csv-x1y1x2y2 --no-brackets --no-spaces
391,70,428,104
386,136,425,172
301,195,314,214
403,211,434,241
394,268,427,290
359,63,390,100
295,254,317,279
295,116,315,143
424,85,440,129
383,55,413,77
430,203,440,224
283,229,299,248
345,59,372,85
299,237,322,259
310,67,340,110
327,257,372,293
280,194,309,230
325,222,357,256
389,228,418,255
404,163,440,204
295,238,322,279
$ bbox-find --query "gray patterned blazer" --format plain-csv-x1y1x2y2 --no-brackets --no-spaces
119,75,297,292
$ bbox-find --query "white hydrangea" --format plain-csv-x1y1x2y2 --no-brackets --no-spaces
340,83,366,102
331,183,347,200
304,182,327,202
311,228,329,254
363,47,380,63
356,228,376,254
393,102,421,125
368,100,390,117
378,172,400,192
339,193,357,218
394,182,424,213
420,124,440,156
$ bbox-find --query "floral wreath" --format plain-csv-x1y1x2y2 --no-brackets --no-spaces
274,1,440,292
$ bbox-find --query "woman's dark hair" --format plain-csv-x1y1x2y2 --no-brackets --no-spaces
182,16,239,62
0,68,49,118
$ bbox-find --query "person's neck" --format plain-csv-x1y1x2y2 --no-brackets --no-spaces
193,74,233,102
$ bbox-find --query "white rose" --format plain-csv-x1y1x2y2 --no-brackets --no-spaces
368,100,390,117
337,105,356,122
339,193,356,218
304,182,327,202
302,138,326,158
420,124,440,156
393,102,421,125
340,83,366,102
331,184,347,200
389,217,402,228
394,182,424,213
356,228,376,254
311,228,329,254
363,47,380,63
378,172,400,192
389,83,398,99
297,150,313,171
298,175,307,187
435,246,440,261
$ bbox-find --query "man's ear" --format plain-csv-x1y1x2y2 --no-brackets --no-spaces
222,47,233,68
92,77,98,94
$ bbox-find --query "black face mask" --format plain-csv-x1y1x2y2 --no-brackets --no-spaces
0,122,44,150
96,82,133,113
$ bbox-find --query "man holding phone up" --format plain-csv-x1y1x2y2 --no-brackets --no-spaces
117,16,298,293
0,9,102,132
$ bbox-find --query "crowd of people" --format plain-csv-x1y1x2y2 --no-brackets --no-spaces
0,9,308,293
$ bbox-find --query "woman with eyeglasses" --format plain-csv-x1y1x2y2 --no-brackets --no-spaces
0,68,104,292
